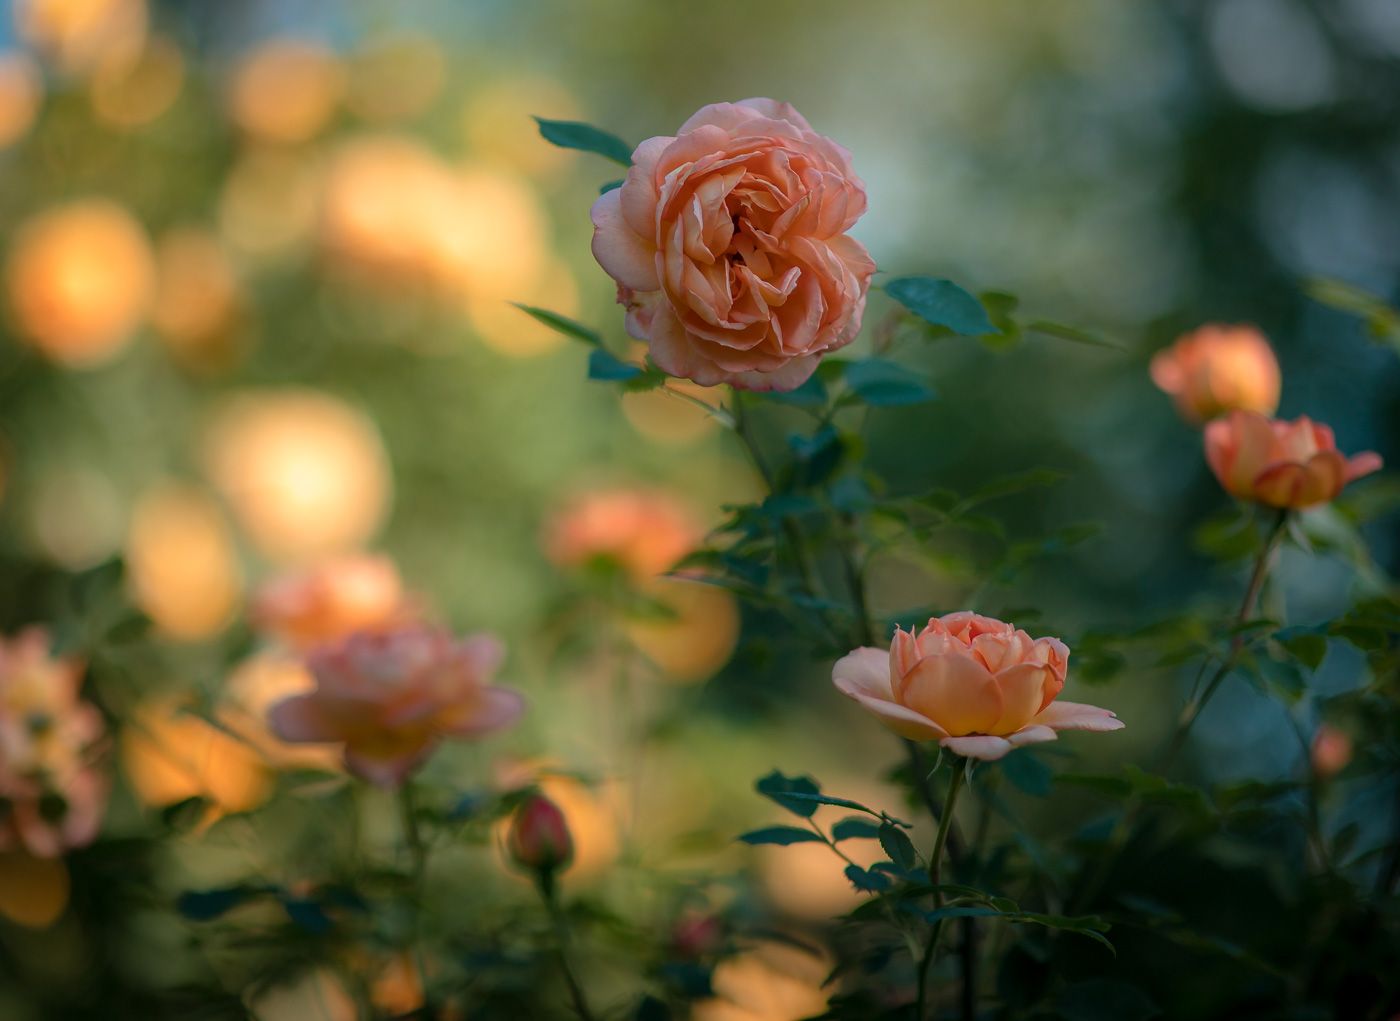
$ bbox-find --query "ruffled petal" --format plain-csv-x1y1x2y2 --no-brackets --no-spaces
440,686,525,737
1032,700,1124,732
831,646,894,700
267,694,338,743
939,734,1013,761
899,652,1002,736
590,188,659,291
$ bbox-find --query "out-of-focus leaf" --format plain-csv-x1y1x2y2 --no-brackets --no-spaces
979,290,1023,349
737,826,824,846
636,995,671,1021
1027,320,1126,350
843,358,937,406
177,885,271,921
1011,912,1114,952
281,897,334,935
764,374,828,406
1000,749,1053,797
885,276,997,335
588,348,644,380
787,426,846,488
1276,628,1329,671
533,117,633,165
513,304,602,347
599,179,624,194
1306,276,1400,348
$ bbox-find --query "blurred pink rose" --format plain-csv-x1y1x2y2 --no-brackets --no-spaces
590,98,875,391
543,488,701,581
268,626,524,787
1204,411,1381,510
0,629,108,857
1311,723,1352,779
832,612,1122,762
1150,323,1281,424
251,554,415,648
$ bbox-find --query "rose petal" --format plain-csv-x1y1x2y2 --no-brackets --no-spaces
1032,700,1125,732
590,188,659,292
267,694,337,743
1346,451,1383,482
899,652,1003,736
832,646,894,700
939,734,1013,761
343,744,434,789
440,686,526,738
842,688,947,741
989,662,1051,735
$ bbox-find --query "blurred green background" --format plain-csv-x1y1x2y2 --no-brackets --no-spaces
1,0,1398,1016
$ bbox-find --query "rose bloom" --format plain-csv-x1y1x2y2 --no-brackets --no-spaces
268,626,524,787
0,629,107,857
251,554,411,648
832,612,1122,762
591,98,875,391
1150,323,1281,423
1205,411,1382,510
543,488,701,581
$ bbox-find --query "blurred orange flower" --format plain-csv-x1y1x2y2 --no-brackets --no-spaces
0,51,42,149
544,488,702,582
151,226,245,369
268,626,524,788
0,850,70,928
5,199,155,367
251,554,412,649
346,32,444,123
125,483,243,640
1151,323,1282,424
228,38,343,144
89,34,183,128
692,941,831,1021
625,577,740,683
0,629,107,857
121,697,271,823
218,145,322,259
1204,411,1382,510
219,653,338,772
202,389,392,562
14,0,147,75
1311,723,1352,779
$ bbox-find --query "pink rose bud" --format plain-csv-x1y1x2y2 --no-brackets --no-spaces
1311,724,1352,779
833,612,1123,762
1150,323,1281,424
671,912,724,959
508,794,574,873
590,99,876,392
1204,411,1382,510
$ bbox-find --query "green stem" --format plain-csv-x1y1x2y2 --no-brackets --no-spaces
539,875,598,1021
916,760,967,1021
397,784,432,1016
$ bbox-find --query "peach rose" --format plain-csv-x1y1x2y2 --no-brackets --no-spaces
832,612,1122,762
268,626,524,787
1150,323,1281,423
0,629,108,856
543,488,701,581
1204,411,1382,510
251,554,413,648
590,98,875,391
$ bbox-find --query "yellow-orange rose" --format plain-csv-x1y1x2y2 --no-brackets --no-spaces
833,612,1122,762
591,99,875,392
1150,323,1281,423
1204,411,1381,510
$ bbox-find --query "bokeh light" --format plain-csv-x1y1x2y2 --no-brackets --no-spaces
0,51,42,149
227,38,343,145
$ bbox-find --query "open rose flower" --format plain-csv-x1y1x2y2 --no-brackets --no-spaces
590,98,875,391
832,612,1122,761
1150,323,1281,424
1204,411,1382,510
0,629,108,857
268,625,524,787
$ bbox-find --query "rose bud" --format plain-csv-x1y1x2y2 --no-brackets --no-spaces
1150,323,1281,424
590,99,875,392
1204,411,1382,510
832,612,1123,762
508,794,574,874
268,625,525,788
1311,724,1352,779
671,911,724,959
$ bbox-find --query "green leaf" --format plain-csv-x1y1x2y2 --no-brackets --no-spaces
844,864,893,893
764,373,828,407
599,179,623,194
787,426,846,488
755,771,823,818
588,348,644,381
737,826,825,846
1277,628,1328,671
832,817,882,841
533,117,633,165
177,885,271,921
512,304,602,347
1010,912,1114,952
979,290,1023,350
843,358,937,406
924,905,1001,923
879,822,918,870
1026,319,1126,351
885,276,997,335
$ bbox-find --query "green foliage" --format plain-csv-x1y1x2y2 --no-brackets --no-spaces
736,825,824,846
533,116,635,165
884,275,998,335
512,304,604,347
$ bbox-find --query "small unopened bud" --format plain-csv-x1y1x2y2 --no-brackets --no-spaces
508,794,574,874
1311,724,1352,779
671,912,723,959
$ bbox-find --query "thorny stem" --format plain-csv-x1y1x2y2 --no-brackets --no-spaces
917,761,967,1021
